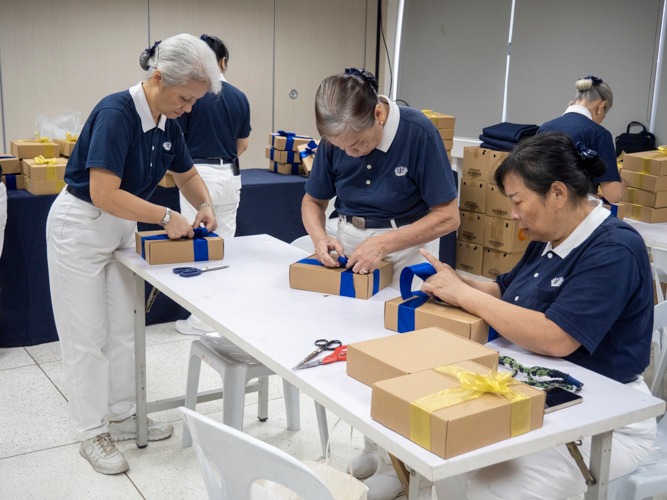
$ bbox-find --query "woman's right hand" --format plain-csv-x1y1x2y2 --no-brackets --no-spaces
165,211,195,239
314,235,346,267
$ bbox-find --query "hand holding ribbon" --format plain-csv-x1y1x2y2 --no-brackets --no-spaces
314,235,346,268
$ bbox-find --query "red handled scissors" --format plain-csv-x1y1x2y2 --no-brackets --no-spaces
295,345,347,370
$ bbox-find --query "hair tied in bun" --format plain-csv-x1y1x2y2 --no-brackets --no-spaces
581,75,603,85
140,40,162,71
344,67,379,93
575,142,599,160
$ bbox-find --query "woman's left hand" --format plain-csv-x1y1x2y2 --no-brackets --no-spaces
420,249,469,307
193,207,218,233
346,236,387,274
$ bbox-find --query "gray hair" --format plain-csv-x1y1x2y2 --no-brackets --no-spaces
140,33,221,94
315,73,378,138
573,77,613,111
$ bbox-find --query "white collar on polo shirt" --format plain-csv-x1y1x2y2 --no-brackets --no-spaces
563,104,592,120
376,95,399,153
220,73,227,82
541,196,609,258
129,82,167,133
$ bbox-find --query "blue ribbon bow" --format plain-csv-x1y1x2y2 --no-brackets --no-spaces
296,256,380,298
582,75,603,85
5,175,17,190
575,142,599,160
299,140,319,159
274,130,309,151
140,227,219,262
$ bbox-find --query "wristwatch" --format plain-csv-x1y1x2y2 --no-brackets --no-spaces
160,207,172,227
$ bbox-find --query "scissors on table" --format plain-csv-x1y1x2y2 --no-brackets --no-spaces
295,345,347,370
292,339,342,370
172,264,229,278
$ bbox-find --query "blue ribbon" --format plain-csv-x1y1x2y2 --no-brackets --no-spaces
299,140,318,159
610,204,618,218
274,131,309,151
5,175,17,190
296,256,380,298
141,227,219,262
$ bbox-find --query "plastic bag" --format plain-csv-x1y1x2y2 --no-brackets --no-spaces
34,109,83,140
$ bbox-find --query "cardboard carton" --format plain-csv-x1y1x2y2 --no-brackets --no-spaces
22,158,67,181
622,150,667,176
25,176,66,195
421,111,455,129
484,217,529,253
603,203,627,219
462,147,508,182
371,360,545,459
269,160,305,175
158,173,176,188
2,174,25,190
488,151,509,182
621,187,667,209
442,139,454,150
10,140,60,159
438,128,454,140
621,170,667,193
485,183,512,219
346,327,499,387
483,247,524,279
384,296,490,342
458,210,485,243
265,146,302,164
0,155,21,175
297,140,319,177
289,254,393,300
460,179,487,213
268,132,312,151
53,138,77,157
456,240,484,275
135,230,224,265
619,202,667,223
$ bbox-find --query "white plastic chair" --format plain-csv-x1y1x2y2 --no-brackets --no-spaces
607,301,667,500
179,407,335,500
652,247,667,304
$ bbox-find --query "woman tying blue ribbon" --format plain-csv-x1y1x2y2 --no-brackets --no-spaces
418,133,655,500
537,75,626,203
46,34,219,475
302,68,459,500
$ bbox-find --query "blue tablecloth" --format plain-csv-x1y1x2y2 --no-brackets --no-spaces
0,168,456,347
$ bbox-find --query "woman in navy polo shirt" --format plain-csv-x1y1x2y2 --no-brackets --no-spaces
46,34,220,475
422,133,655,500
175,34,251,336
303,68,459,500
538,76,626,203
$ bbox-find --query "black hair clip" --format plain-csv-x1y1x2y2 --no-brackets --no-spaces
140,40,161,70
582,75,603,85
344,67,379,93
576,142,599,159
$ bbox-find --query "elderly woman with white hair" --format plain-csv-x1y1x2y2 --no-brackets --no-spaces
46,33,220,475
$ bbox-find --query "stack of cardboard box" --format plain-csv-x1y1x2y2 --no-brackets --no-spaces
10,139,68,195
266,132,312,175
421,110,455,162
619,150,667,223
0,155,24,190
456,146,527,279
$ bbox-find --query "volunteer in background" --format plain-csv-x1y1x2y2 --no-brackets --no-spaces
302,68,459,500
175,33,251,336
46,34,220,475
422,133,655,500
538,75,626,203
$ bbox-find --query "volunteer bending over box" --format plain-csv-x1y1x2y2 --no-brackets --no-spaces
420,132,655,500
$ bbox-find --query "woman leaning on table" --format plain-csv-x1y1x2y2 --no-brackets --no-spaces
538,75,626,203
302,68,460,500
419,132,655,500
46,34,219,476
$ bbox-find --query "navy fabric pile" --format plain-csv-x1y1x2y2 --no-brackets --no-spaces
479,122,539,151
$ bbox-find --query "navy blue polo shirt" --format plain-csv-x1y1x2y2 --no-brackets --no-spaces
496,209,653,383
66,83,193,203
538,110,621,185
177,76,251,160
305,100,457,219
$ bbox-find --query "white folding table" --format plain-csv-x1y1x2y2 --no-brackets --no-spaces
115,234,665,500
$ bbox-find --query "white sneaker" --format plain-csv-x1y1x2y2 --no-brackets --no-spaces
348,444,380,480
363,457,404,500
108,415,173,442
80,433,129,475
175,319,214,336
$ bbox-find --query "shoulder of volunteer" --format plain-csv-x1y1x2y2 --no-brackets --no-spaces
395,106,442,137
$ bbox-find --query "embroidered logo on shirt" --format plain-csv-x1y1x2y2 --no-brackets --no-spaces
163,142,172,151
551,277,564,287
395,166,408,176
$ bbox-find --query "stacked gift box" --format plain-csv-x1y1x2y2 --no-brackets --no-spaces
10,137,69,195
618,150,667,223
457,146,527,278
266,132,313,175
0,154,24,190
421,110,455,162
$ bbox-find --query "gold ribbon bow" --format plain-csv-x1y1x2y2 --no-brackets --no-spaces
421,109,435,117
410,366,531,450
26,132,56,157
34,155,57,165
34,155,59,181
65,132,78,142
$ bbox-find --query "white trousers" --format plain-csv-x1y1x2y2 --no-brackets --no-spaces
434,377,657,500
336,217,440,290
46,189,137,440
0,182,6,258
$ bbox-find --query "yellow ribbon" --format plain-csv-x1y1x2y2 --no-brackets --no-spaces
34,155,59,181
639,146,667,174
410,366,531,451
626,187,638,204
630,204,643,220
65,132,78,142
32,132,55,157
34,155,57,165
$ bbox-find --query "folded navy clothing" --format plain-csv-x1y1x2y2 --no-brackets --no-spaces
478,135,515,152
482,122,539,143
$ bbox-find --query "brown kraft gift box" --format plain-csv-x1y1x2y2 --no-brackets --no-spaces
438,128,454,140
484,217,529,253
621,169,667,192
456,240,484,275
53,138,77,157
371,360,545,459
269,160,305,175
266,146,302,164
25,177,66,195
346,326,498,387
619,202,667,223
603,203,627,220
2,175,25,190
297,140,319,177
460,179,487,213
384,297,489,342
486,183,512,219
421,111,455,129
22,158,68,181
289,254,393,300
10,140,60,159
268,132,312,151
483,248,524,279
458,210,485,243
0,155,21,175
135,230,224,265
622,150,667,176
621,187,667,209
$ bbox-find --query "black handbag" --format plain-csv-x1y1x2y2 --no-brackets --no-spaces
615,121,656,156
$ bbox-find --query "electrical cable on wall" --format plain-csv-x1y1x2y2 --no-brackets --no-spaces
377,1,408,107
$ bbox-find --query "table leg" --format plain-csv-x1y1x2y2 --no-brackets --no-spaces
407,469,433,500
134,273,148,449
584,430,613,500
